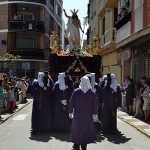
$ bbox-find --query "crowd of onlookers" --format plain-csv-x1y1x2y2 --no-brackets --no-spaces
122,76,150,122
0,74,31,120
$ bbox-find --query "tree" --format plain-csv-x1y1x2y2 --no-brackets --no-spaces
0,53,21,75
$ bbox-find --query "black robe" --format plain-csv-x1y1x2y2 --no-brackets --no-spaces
101,86,119,134
31,80,53,132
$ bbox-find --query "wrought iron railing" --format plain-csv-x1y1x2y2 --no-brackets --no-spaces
9,19,45,32
116,11,131,30
8,0,46,5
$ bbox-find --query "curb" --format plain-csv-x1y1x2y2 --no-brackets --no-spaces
0,99,32,124
117,113,150,138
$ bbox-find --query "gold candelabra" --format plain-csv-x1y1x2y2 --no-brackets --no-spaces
49,31,60,53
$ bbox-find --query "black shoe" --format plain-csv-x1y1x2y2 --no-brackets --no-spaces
9,111,14,114
14,105,18,109
132,115,138,118
73,144,80,150
81,145,87,150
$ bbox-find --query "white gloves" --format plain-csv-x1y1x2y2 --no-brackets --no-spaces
61,100,67,106
69,113,73,119
92,114,100,123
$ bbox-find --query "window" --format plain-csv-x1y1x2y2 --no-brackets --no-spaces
102,17,105,35
16,32,35,48
50,0,54,8
134,0,143,9
119,0,130,8
58,5,61,18
22,62,30,71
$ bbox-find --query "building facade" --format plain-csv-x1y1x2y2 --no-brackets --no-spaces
88,0,121,83
0,0,63,77
116,0,150,83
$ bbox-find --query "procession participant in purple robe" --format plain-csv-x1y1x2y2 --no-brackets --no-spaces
52,72,74,133
101,73,119,134
31,72,54,134
87,73,102,132
69,76,99,150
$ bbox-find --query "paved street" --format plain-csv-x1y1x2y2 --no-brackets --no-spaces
0,102,150,150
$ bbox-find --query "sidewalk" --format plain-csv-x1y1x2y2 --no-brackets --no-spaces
117,110,150,138
0,98,32,124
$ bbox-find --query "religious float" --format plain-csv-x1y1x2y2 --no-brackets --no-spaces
49,32,102,82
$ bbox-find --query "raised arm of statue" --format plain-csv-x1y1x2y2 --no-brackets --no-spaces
78,20,84,33
63,9,70,18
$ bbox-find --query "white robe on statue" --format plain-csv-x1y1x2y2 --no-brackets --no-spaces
67,17,80,48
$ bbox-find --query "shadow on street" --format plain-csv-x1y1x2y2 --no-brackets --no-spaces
29,132,52,142
101,130,131,144
29,132,71,142
29,130,131,144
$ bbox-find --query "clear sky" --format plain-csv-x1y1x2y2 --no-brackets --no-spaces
62,0,89,41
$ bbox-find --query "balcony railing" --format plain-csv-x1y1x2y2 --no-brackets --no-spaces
8,0,46,5
116,11,131,30
9,20,45,32
97,0,105,13
104,28,116,45
116,21,131,43
9,48,45,59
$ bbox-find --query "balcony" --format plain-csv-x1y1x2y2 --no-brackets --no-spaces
8,0,46,5
9,20,45,32
9,48,45,59
104,28,116,45
116,11,131,30
116,21,131,43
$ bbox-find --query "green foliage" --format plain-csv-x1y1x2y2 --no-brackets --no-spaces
0,53,21,60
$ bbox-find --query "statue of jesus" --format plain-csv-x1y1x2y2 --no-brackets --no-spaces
63,9,84,50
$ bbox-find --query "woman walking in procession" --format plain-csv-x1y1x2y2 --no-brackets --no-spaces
69,76,99,150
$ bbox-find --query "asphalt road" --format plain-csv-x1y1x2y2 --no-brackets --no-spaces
0,102,150,150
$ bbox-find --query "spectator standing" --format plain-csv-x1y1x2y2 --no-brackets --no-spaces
140,77,147,119
0,80,7,119
16,78,22,101
8,85,15,113
141,79,150,122
126,78,135,115
133,82,142,118
18,88,23,104
120,7,128,20
21,78,28,103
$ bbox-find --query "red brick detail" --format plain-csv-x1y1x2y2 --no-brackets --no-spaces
143,0,150,27
138,125,150,129
125,119,139,122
